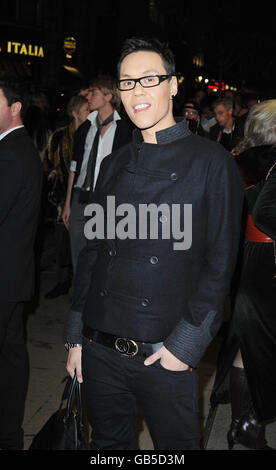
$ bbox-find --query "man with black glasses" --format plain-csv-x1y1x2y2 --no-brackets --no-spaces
64,37,244,450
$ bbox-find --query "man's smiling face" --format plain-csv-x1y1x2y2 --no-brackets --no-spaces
119,50,177,141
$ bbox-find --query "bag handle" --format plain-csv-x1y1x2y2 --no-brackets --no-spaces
64,373,83,424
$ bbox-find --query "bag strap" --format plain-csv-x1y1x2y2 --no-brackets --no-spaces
65,373,83,424
61,375,73,402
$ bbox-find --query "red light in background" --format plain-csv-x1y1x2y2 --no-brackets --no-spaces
208,81,225,91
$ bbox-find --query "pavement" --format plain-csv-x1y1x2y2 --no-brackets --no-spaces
20,226,276,451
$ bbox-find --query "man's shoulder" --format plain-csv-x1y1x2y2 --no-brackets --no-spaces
112,117,134,151
0,127,24,144
0,128,35,156
0,129,41,177
184,135,242,196
116,116,134,131
209,122,220,137
74,119,91,139
234,117,245,135
94,140,132,193
187,132,229,159
183,133,238,180
114,117,134,138
103,139,132,167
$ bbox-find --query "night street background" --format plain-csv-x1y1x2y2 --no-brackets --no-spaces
0,0,276,454
0,0,275,121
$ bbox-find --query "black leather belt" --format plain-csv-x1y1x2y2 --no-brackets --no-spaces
73,187,90,204
83,326,163,358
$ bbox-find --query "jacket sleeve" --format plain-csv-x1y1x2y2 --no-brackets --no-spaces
164,152,244,367
70,119,90,174
63,152,108,343
63,239,102,343
252,164,276,240
0,157,22,226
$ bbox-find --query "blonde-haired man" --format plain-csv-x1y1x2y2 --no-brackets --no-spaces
62,74,133,271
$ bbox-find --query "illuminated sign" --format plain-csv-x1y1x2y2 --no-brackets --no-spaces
63,37,76,54
6,41,44,57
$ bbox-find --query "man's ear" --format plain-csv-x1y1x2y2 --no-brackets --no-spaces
170,76,178,98
104,93,113,104
11,101,22,117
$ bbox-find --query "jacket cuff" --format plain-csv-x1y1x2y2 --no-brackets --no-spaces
63,309,83,343
163,311,217,368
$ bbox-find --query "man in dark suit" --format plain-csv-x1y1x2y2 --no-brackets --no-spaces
0,73,42,449
62,74,133,272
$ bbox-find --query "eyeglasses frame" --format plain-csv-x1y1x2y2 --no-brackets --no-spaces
117,74,172,91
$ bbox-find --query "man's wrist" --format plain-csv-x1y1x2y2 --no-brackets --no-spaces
64,342,82,351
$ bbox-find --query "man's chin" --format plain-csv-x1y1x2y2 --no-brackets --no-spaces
130,116,153,131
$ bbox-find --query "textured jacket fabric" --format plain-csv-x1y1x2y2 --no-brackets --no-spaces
64,120,244,367
0,127,43,301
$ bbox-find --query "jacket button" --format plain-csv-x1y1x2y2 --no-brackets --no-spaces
170,172,178,181
100,290,108,297
159,214,168,223
141,298,149,307
150,256,159,265
109,249,116,257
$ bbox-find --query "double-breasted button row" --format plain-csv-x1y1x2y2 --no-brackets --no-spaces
170,172,178,181
159,214,168,223
108,251,159,265
99,289,150,308
100,289,108,297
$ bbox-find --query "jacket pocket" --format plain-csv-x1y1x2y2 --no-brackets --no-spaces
107,289,150,309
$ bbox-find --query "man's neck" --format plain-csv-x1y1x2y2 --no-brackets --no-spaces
142,117,177,144
223,117,234,132
97,105,114,124
0,122,23,137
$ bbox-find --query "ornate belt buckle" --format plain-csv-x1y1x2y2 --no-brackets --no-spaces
115,337,139,357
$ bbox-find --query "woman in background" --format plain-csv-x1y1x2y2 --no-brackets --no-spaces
211,100,276,450
43,94,89,298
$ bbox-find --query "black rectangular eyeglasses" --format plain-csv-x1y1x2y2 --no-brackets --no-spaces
117,75,172,91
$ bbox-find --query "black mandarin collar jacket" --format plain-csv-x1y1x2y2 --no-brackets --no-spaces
64,119,244,367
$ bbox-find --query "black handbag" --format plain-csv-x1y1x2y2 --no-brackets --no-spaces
29,373,87,450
